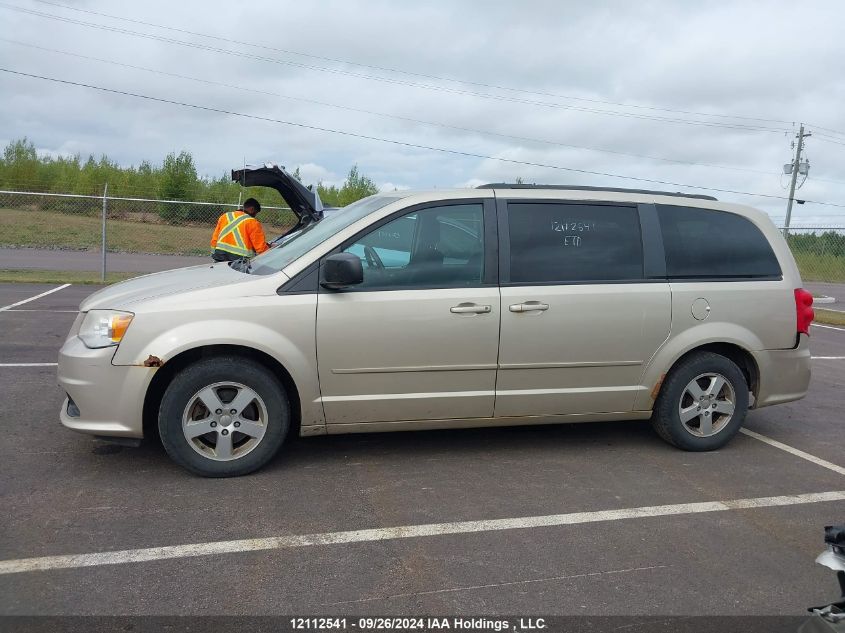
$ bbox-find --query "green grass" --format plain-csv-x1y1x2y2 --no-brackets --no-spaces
791,251,845,283
0,207,293,256
0,269,139,284
814,308,845,327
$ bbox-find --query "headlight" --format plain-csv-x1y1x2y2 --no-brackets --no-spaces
79,310,134,348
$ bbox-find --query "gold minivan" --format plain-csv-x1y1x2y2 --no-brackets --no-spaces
58,165,813,477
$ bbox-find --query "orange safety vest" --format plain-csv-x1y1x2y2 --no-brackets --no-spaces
212,211,259,257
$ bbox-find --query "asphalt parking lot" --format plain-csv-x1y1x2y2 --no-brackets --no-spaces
0,282,844,617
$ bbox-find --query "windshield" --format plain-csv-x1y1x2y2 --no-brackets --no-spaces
249,194,408,274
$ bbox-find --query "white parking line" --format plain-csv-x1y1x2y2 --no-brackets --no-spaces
4,309,77,313
0,284,71,312
0,363,58,367
813,356,845,360
740,429,845,477
0,490,842,575
813,323,845,332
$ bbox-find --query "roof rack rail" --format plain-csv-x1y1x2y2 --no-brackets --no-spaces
475,183,718,201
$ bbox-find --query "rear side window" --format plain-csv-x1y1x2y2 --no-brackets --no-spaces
657,205,781,279
507,203,643,283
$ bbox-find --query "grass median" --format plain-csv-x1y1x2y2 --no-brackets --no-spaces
0,269,139,284
814,308,845,327
0,208,293,256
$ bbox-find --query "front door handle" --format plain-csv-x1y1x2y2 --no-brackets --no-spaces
509,302,549,313
450,303,492,314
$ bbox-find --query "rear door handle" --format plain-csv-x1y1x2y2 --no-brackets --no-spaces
509,302,549,313
450,303,492,314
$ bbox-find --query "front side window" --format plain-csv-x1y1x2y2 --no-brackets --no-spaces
657,205,781,278
249,194,408,274
342,204,484,289
507,203,643,283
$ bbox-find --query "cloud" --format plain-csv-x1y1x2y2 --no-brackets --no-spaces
0,0,843,225
378,182,411,192
293,162,336,187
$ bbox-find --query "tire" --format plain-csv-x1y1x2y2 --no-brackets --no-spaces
650,351,749,451
158,356,289,477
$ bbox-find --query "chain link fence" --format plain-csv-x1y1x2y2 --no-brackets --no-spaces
0,188,297,277
781,227,845,284
2,188,845,284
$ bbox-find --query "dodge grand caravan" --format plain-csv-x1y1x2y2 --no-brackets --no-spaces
58,164,813,477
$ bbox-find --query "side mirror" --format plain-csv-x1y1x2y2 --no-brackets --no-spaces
321,253,364,290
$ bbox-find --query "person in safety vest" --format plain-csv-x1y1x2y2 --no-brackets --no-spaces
210,198,270,262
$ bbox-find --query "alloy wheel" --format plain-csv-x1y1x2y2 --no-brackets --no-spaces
181,381,268,461
677,372,736,438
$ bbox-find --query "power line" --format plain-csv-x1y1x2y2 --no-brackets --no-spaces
814,135,845,148
1,38,779,178
4,66,845,209
31,0,801,129
810,176,845,186
0,2,794,135
806,123,845,138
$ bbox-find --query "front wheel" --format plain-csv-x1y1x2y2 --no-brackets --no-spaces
158,357,289,477
650,352,749,451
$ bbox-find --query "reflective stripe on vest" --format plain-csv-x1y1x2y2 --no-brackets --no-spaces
215,211,255,257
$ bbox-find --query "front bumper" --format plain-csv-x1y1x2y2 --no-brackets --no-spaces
752,334,812,408
58,335,153,438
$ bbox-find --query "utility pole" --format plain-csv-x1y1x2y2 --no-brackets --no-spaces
784,123,811,234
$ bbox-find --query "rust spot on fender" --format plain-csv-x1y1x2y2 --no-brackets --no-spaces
143,355,163,368
651,373,666,401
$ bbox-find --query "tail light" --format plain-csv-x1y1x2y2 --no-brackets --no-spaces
794,288,814,335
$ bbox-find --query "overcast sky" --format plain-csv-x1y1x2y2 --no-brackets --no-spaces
1,0,844,223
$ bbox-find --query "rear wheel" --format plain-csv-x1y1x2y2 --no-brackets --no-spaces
158,357,289,477
651,352,748,451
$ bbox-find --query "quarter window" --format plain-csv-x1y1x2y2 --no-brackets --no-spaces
507,203,643,283
657,205,781,278
343,204,484,289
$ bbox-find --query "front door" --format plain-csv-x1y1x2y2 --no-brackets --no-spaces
316,200,500,425
495,200,671,417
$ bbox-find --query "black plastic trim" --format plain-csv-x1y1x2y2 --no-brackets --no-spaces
665,275,784,282
481,198,498,286
277,262,319,294
495,195,511,284
638,203,667,279
66,395,80,417
500,279,668,287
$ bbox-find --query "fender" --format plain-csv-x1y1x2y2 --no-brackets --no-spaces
111,295,323,427
634,320,762,411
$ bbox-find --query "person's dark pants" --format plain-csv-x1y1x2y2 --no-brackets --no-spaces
211,250,243,262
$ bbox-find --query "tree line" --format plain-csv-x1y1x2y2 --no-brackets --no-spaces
0,137,380,224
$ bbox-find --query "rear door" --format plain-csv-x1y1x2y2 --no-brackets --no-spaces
495,198,671,417
316,199,501,425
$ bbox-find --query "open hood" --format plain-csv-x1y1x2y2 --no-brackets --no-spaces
232,163,323,222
